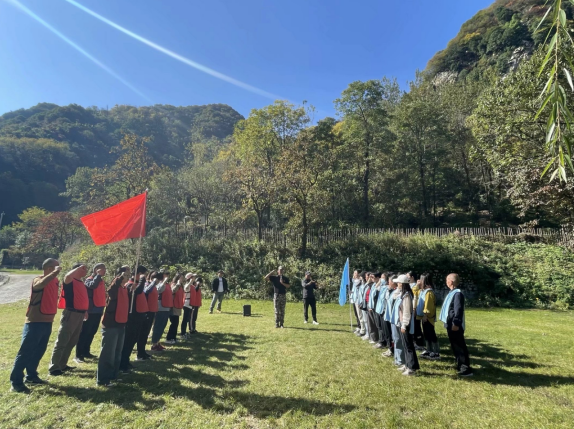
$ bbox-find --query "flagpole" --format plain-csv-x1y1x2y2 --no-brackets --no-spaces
130,189,148,313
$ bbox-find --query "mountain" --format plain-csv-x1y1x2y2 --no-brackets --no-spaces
0,103,243,225
426,0,572,81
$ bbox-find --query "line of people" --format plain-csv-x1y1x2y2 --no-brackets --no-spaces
9,259,209,393
350,270,473,377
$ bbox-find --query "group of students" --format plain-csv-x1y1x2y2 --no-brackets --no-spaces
9,258,207,392
350,270,473,377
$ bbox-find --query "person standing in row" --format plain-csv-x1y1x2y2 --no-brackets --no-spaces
374,273,389,349
408,271,425,350
265,266,290,328
440,273,473,376
381,273,397,358
209,270,228,314
418,273,440,360
395,274,420,376
10,259,61,393
151,272,173,351
367,272,381,345
180,273,195,339
119,266,148,374
188,276,203,334
75,263,107,363
359,272,371,341
49,263,89,376
166,274,184,344
389,277,405,367
350,270,363,336
302,271,320,325
97,267,130,387
137,271,160,360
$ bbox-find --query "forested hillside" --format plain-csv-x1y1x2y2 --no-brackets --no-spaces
0,103,243,224
427,0,573,80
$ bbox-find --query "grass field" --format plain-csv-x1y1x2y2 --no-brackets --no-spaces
0,269,43,275
0,300,572,428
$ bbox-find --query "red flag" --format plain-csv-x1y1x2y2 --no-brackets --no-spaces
81,192,147,246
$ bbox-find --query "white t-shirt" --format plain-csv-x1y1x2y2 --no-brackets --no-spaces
217,277,224,293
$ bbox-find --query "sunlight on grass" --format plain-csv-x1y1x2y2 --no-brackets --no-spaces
0,300,572,428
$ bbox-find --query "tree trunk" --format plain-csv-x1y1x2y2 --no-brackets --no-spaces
418,157,428,218
363,142,370,225
256,210,263,241
300,208,308,258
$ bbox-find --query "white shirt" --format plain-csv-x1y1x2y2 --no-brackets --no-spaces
218,277,224,293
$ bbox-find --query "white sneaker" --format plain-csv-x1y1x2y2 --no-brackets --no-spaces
312,321,319,325
304,321,308,324
402,369,416,376
165,339,176,345
361,335,369,341
369,340,375,344
397,365,406,372
382,350,393,357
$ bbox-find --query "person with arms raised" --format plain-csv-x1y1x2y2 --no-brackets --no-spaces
181,273,195,338
137,271,160,359
151,271,173,351
265,266,290,328
166,274,184,344
301,271,320,325
189,276,203,334
75,263,107,363
10,259,61,393
439,273,473,377
209,270,228,314
97,266,130,387
119,265,148,374
49,263,89,376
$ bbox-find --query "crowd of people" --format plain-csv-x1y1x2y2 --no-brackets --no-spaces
350,270,473,377
9,258,472,393
9,259,220,392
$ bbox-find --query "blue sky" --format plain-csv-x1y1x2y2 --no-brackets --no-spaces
0,0,494,119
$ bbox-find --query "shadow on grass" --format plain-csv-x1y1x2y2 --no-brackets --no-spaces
217,312,263,318
285,326,349,333
42,331,357,416
429,338,574,388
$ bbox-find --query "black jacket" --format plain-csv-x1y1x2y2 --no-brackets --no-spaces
211,277,228,293
445,292,465,329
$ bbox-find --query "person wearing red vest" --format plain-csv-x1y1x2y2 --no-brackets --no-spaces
97,267,130,387
119,265,148,374
10,259,61,393
180,273,196,339
75,263,107,363
136,271,160,361
49,263,89,376
151,271,173,351
166,274,184,344
189,276,203,335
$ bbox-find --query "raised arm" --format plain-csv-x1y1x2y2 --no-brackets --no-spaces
32,266,61,291
64,265,85,284
264,271,275,282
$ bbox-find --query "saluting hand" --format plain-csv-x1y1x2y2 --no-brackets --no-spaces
96,268,105,276
53,266,62,274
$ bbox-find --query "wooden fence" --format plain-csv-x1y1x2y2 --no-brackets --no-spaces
167,226,574,247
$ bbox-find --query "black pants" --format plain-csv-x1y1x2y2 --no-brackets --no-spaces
137,312,155,358
374,312,384,345
181,307,192,334
447,328,471,372
413,318,425,347
352,304,361,330
422,320,439,353
400,327,420,371
76,312,102,358
376,313,387,346
190,306,199,332
367,310,378,342
383,320,393,352
120,313,144,370
166,315,179,340
303,297,317,322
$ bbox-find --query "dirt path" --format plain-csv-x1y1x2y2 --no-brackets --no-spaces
0,273,37,304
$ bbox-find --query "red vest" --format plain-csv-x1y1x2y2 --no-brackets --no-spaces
29,278,59,315
57,279,88,311
173,287,184,309
135,292,149,313
190,287,202,307
160,284,173,308
91,277,106,308
115,286,129,324
147,287,158,312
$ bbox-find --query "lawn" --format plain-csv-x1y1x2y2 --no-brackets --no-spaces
0,269,43,275
0,300,572,428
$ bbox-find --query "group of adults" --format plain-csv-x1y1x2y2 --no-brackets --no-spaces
350,270,473,377
9,258,231,393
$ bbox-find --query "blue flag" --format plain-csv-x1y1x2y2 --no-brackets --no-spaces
339,258,350,306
